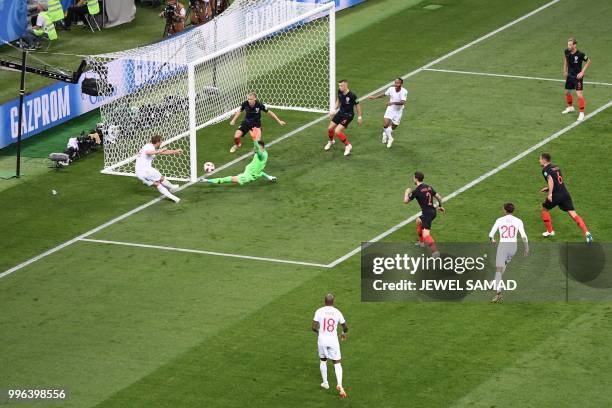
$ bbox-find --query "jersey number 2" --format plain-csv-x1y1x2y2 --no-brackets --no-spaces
425,192,433,206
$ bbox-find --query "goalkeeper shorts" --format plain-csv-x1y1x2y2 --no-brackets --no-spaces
237,172,258,185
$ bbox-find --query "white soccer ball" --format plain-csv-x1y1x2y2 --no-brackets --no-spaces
203,161,215,173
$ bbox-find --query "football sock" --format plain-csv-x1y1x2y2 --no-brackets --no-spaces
334,363,343,387
541,209,553,232
386,127,393,138
566,94,573,106
578,96,585,112
328,128,334,141
336,132,349,145
416,224,424,243
320,361,328,384
161,179,174,189
233,137,241,146
208,176,233,184
494,271,503,293
157,185,179,202
571,214,588,234
424,235,437,252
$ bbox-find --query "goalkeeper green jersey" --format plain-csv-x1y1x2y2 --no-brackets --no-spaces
245,140,268,176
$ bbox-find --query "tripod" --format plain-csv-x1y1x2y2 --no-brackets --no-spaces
162,14,174,37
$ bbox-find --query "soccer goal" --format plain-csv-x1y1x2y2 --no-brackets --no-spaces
89,0,336,182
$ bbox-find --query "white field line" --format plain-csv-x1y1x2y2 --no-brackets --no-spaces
423,68,612,87
79,238,330,268
0,0,562,280
327,98,612,268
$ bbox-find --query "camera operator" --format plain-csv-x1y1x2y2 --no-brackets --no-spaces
159,0,187,36
189,0,211,26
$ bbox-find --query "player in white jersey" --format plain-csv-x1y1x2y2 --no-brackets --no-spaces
135,135,183,203
488,203,529,303
312,293,348,398
368,77,408,148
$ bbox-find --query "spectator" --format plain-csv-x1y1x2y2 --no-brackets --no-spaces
190,0,212,26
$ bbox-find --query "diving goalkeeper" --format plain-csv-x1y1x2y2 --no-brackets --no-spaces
202,129,277,185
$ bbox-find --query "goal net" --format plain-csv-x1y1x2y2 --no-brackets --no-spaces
89,0,335,182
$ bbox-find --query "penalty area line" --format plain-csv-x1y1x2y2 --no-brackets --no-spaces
423,68,612,87
0,0,561,280
327,98,612,268
79,238,331,268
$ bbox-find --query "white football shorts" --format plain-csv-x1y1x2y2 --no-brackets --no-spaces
384,107,404,126
136,168,163,186
318,343,341,360
495,242,518,268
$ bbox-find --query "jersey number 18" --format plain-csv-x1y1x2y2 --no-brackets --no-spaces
322,318,335,332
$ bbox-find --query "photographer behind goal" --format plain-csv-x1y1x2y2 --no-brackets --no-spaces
189,0,212,26
159,0,186,36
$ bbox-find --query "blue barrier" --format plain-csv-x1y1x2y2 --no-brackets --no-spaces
0,0,28,43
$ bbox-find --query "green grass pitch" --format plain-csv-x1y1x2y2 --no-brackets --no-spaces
1,0,612,407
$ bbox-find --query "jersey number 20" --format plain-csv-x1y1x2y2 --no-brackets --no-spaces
500,225,516,238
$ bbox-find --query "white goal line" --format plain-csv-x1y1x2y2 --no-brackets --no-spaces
79,238,330,268
0,0,562,280
327,98,612,268
423,68,612,87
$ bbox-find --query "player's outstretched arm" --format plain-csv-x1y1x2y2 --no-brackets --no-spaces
578,58,592,79
261,172,277,182
356,104,363,126
519,223,529,255
403,188,412,204
563,56,568,78
546,176,554,201
267,111,286,126
488,220,499,243
435,193,445,212
340,322,348,341
311,320,319,333
252,139,265,160
367,93,384,100
329,99,339,117
155,148,183,155
229,109,241,126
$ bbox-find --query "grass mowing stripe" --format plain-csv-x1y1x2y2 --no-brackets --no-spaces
450,303,612,407
327,98,612,268
424,67,612,87
79,238,330,268
0,0,562,280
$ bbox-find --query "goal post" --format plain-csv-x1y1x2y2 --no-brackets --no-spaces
90,0,336,183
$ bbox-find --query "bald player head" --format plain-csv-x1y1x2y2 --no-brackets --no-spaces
324,293,335,306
